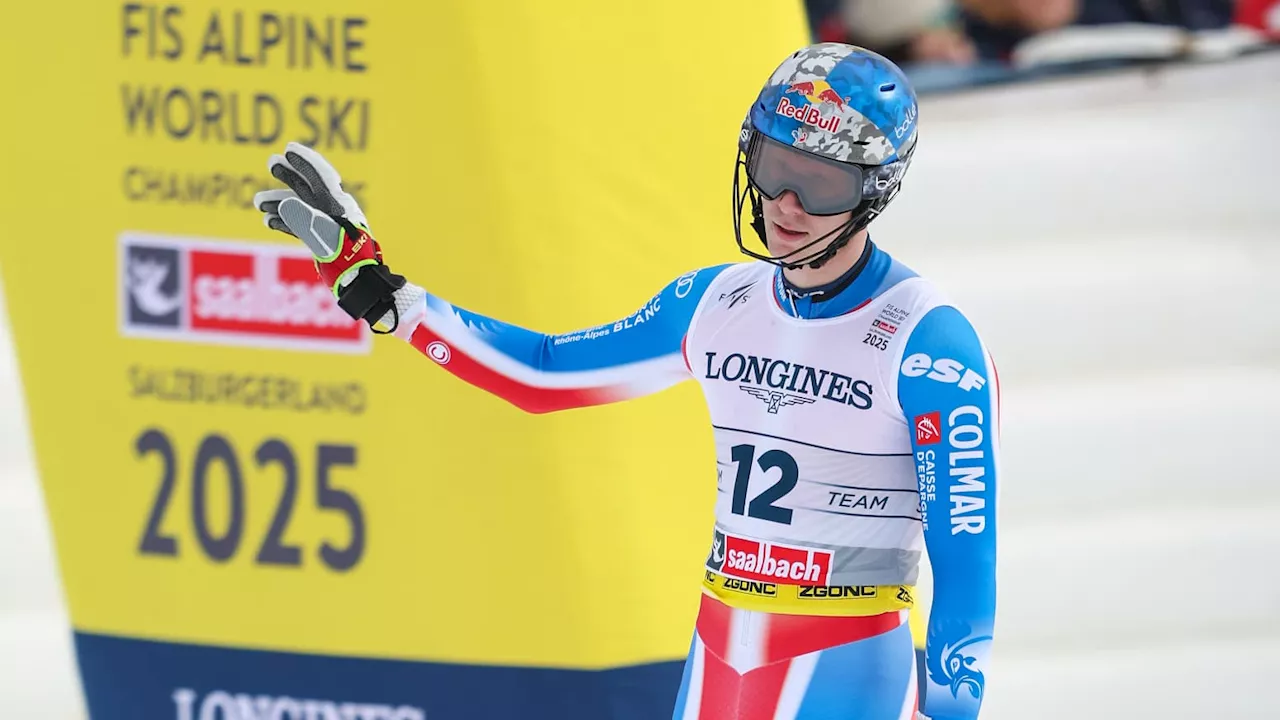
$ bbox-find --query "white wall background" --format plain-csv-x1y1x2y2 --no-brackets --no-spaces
2,51,1278,719
0,284,89,715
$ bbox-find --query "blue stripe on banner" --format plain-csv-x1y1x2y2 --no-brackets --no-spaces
73,631,684,720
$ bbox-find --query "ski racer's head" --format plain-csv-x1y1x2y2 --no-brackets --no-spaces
734,43,919,273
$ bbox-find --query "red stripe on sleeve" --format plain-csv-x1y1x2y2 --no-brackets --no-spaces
409,325,623,414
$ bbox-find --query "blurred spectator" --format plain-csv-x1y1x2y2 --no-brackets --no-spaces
960,0,1239,63
808,0,1019,91
1237,0,1280,38
806,0,1265,93
811,0,976,66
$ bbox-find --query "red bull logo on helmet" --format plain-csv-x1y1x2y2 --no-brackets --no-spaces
777,80,851,133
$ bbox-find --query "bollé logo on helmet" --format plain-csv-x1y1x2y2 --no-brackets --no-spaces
895,104,918,139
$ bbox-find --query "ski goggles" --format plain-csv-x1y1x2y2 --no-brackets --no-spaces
743,131,910,216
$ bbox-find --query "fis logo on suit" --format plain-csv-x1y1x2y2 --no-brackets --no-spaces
719,282,755,309
704,351,873,410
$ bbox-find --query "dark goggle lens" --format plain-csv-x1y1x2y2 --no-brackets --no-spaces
744,133,911,216
746,134,865,216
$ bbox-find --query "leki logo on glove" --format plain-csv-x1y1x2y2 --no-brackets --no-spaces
342,232,369,263
120,232,370,354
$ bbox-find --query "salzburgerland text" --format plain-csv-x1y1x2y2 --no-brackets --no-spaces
128,365,367,415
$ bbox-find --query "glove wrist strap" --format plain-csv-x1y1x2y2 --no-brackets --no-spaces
336,264,407,332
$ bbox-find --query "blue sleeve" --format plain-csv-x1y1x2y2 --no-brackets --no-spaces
411,265,733,413
897,305,999,720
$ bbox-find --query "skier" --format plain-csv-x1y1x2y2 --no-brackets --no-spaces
255,42,999,720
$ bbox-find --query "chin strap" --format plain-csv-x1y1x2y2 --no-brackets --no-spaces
748,191,862,271
796,222,859,271
779,239,874,300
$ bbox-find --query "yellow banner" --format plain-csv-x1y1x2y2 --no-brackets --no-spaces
0,0,817,669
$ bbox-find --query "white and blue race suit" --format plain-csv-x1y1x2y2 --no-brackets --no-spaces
389,241,1000,720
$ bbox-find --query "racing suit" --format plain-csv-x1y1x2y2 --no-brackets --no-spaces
386,241,999,720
